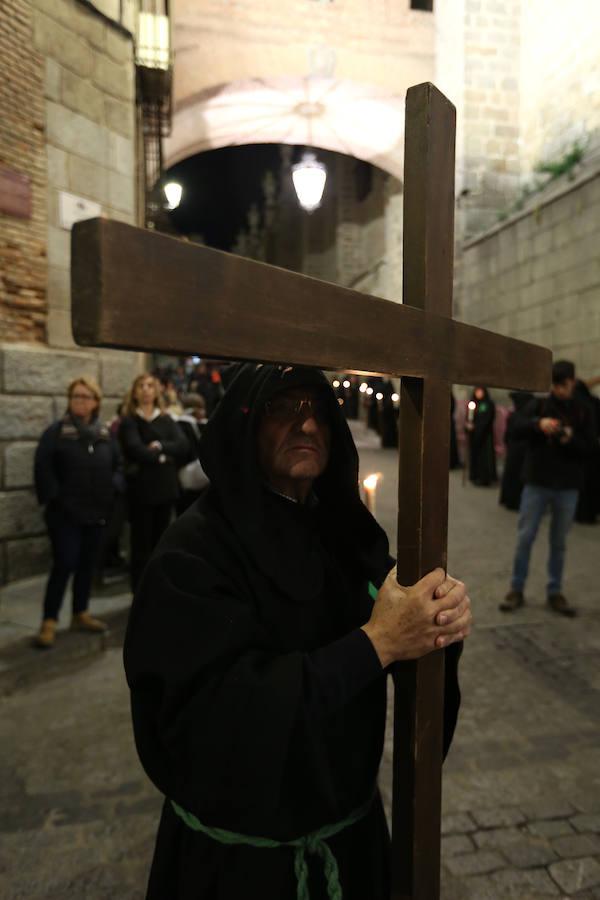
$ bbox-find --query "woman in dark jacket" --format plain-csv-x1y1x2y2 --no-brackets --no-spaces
120,373,189,590
34,377,119,649
465,386,497,486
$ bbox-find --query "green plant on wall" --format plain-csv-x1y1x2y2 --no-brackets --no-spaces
496,140,586,222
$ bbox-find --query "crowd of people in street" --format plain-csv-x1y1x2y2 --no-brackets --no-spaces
31,356,599,648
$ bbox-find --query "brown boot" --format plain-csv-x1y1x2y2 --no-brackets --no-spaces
70,611,108,633
499,590,524,612
547,594,577,618
34,618,57,649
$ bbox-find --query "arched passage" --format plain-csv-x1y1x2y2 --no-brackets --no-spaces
165,76,407,180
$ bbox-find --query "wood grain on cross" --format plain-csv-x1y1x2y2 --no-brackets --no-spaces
71,83,550,900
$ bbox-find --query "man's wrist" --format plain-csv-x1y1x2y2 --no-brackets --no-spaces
360,624,395,668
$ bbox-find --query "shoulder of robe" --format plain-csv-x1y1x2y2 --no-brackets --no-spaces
150,490,251,587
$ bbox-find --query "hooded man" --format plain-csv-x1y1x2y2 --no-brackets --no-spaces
124,363,471,900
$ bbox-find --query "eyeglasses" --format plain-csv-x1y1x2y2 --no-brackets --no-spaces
263,396,329,424
70,393,96,401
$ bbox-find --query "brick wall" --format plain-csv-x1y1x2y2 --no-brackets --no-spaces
459,166,600,382
0,0,47,343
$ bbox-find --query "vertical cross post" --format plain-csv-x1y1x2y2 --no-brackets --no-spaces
392,83,456,900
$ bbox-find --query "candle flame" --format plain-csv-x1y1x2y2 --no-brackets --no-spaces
468,400,476,410
363,473,381,491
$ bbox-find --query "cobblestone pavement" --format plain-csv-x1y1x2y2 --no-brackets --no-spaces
0,435,599,899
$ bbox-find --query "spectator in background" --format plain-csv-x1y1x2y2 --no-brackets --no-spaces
465,386,497,486
449,393,461,470
33,377,118,649
573,378,600,524
499,391,534,510
120,374,189,590
176,393,210,515
500,361,595,617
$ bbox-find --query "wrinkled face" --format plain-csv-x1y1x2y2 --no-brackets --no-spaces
552,378,575,400
257,387,332,502
135,376,158,406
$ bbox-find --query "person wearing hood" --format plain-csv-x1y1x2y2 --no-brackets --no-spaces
124,363,471,900
501,361,595,617
499,391,534,510
465,386,497,486
33,377,119,648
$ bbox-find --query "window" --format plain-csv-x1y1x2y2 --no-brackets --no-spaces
411,0,434,10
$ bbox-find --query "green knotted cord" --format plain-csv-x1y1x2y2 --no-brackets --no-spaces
172,582,378,899
171,793,373,900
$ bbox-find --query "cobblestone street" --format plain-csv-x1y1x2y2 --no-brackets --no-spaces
1,439,599,899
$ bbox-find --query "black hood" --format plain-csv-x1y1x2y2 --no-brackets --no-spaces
198,362,390,601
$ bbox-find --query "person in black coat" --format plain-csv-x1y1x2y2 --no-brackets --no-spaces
499,391,534,510
175,393,209,516
573,379,600,523
120,373,189,590
465,386,497,486
33,377,119,649
449,392,461,470
123,363,471,900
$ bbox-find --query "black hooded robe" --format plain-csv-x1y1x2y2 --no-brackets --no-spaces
499,392,534,510
467,391,497,486
124,364,462,900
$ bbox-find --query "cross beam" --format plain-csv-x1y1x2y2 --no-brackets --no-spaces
71,83,551,900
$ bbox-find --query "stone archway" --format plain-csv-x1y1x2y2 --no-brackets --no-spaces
164,76,407,181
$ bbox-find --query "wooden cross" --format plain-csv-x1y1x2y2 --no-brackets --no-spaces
71,83,550,900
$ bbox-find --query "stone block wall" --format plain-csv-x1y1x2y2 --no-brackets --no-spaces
0,343,142,584
0,0,47,342
33,0,137,347
458,166,600,383
0,0,144,586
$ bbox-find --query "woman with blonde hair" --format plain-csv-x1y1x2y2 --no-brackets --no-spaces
33,376,119,648
120,373,189,589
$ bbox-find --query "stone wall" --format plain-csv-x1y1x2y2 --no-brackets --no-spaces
520,0,600,175
0,0,143,585
0,0,47,342
33,0,137,347
459,166,600,383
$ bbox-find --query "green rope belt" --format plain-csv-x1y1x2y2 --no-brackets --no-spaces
171,792,374,900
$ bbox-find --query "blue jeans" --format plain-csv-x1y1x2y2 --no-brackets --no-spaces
511,484,579,595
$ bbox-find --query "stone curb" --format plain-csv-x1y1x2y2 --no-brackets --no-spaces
0,607,129,696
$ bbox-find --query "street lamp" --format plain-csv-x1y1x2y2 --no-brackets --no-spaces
163,181,182,210
292,151,327,212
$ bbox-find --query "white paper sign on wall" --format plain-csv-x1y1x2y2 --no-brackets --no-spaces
58,191,102,231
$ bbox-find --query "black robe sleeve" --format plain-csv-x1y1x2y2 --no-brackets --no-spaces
124,546,386,839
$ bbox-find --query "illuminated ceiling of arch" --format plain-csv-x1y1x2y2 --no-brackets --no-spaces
165,77,406,181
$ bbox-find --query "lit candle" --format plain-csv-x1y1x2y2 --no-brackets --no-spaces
363,472,381,515
467,400,476,424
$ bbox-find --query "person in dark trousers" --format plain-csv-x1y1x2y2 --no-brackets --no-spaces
465,386,497,486
120,373,189,590
175,393,209,516
33,377,119,649
573,379,600,524
449,392,461,470
500,361,595,617
499,391,534,510
124,363,471,900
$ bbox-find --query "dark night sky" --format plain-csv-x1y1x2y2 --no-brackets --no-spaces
165,144,288,250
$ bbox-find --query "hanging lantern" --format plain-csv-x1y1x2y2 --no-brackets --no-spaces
163,181,183,210
292,152,327,212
